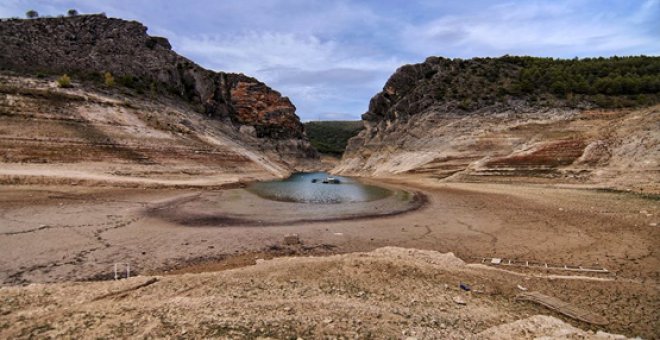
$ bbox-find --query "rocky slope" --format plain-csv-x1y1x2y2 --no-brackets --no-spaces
0,15,317,185
0,247,637,338
336,57,659,192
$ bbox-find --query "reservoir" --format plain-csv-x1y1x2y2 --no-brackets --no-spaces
146,172,423,226
246,172,392,204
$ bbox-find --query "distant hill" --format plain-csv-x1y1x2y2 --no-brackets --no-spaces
304,121,364,156
362,55,660,122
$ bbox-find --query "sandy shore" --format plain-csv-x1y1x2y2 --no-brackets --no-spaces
0,177,658,336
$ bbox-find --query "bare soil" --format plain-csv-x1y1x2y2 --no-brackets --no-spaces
0,247,646,339
0,175,658,337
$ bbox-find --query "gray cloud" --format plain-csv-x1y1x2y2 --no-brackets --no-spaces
258,67,384,87
1,0,658,120
400,0,660,58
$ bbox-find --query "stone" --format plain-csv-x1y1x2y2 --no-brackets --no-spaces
239,125,257,137
453,296,467,305
283,234,301,245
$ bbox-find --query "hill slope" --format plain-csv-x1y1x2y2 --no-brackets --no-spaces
336,56,659,192
0,15,318,184
304,120,364,156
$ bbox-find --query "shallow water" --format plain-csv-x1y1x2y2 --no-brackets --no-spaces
247,172,392,204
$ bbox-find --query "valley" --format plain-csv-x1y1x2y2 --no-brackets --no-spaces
0,12,658,340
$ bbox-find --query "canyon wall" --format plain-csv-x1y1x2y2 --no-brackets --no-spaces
0,15,318,183
336,57,659,191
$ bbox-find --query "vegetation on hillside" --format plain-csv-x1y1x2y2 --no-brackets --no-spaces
25,10,38,19
502,56,660,108
103,72,115,87
56,74,72,88
304,120,364,156
409,55,660,112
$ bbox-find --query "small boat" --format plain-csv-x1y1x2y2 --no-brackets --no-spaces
311,179,318,183
322,176,340,184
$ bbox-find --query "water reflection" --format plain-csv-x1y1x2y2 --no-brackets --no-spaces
247,172,392,204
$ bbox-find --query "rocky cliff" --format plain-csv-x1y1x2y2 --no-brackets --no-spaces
0,14,312,140
0,15,318,184
336,57,660,192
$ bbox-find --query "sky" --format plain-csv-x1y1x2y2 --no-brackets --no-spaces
1,1,658,121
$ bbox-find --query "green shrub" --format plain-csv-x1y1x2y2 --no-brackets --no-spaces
117,75,137,89
103,72,115,87
56,74,72,88
25,10,38,19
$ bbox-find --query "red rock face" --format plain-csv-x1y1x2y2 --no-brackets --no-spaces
229,81,304,139
485,139,588,169
0,14,310,144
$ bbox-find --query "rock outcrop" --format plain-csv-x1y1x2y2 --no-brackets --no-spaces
0,15,316,149
337,57,659,192
0,15,318,182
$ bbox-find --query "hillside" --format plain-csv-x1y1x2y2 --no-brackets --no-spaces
361,56,659,122
0,15,318,185
304,120,364,156
336,56,660,192
0,247,641,338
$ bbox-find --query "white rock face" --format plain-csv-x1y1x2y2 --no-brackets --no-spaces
337,106,659,192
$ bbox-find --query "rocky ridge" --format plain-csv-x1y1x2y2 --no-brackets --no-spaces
0,15,318,183
337,57,659,192
0,14,311,142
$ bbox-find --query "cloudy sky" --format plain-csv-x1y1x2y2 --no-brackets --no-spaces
2,1,658,121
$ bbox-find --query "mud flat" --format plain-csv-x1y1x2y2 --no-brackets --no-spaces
0,176,658,337
145,183,425,227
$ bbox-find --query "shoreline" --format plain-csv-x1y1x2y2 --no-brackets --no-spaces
1,176,657,283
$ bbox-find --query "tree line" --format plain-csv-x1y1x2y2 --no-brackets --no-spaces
423,55,659,110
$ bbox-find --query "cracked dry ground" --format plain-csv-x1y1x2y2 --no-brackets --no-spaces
0,179,658,337
0,188,151,284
